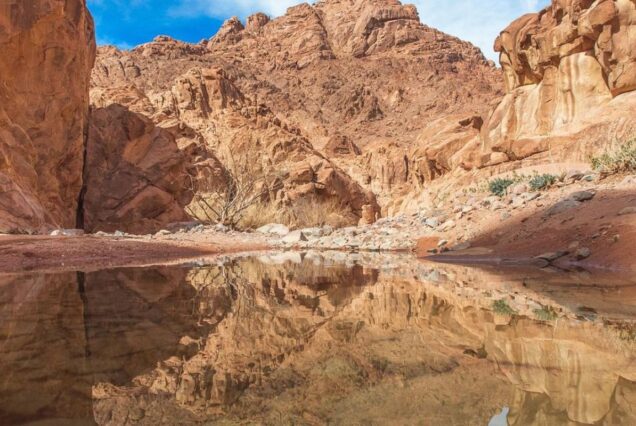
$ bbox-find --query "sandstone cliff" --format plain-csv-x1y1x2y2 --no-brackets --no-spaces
477,0,636,169
0,0,95,233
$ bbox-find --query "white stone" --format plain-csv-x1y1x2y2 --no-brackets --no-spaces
256,223,290,236
282,231,308,244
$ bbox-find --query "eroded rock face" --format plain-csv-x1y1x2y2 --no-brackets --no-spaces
83,105,194,234
478,0,636,167
91,61,381,226
496,0,636,96
0,0,95,233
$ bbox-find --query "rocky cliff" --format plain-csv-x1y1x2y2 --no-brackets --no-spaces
477,0,636,169
0,0,95,233
83,105,195,233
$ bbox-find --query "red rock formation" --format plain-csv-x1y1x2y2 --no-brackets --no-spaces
478,0,636,167
91,58,381,226
0,0,95,233
91,0,501,219
83,105,194,233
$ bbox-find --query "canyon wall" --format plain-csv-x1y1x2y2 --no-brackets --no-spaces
83,105,195,233
2,0,635,233
0,0,95,233
478,0,636,167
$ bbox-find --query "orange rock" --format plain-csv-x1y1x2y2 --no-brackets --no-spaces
0,0,95,233
83,105,194,234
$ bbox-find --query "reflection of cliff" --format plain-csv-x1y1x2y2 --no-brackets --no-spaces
92,255,636,425
0,267,205,424
1,255,635,424
115,256,379,413
0,273,92,423
488,318,636,425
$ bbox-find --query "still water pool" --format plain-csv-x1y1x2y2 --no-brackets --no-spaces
1,251,635,425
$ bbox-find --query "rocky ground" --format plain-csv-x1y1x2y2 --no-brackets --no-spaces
4,171,633,274
263,171,636,271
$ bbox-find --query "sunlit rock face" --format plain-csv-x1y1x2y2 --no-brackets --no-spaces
90,64,380,228
477,0,636,168
0,0,95,233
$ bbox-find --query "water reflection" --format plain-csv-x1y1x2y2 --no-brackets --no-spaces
0,252,634,425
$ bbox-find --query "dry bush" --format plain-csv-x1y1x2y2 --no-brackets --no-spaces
186,151,283,228
288,196,355,229
238,201,284,230
237,196,356,230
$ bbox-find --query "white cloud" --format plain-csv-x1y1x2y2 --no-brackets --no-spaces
96,36,133,50
169,0,304,19
170,0,550,61
412,0,550,61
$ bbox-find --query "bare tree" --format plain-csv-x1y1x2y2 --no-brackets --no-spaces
186,151,284,229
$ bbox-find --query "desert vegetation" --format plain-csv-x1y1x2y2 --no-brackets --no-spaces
528,174,558,191
488,178,515,197
186,153,283,229
493,299,516,316
591,138,636,174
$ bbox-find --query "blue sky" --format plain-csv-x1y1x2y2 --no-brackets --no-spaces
88,0,551,62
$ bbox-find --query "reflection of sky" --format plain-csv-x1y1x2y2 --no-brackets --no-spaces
88,0,550,62
489,406,510,426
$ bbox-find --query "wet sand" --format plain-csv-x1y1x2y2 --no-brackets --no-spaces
0,233,269,274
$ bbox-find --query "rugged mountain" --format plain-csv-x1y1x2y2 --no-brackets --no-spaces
0,0,95,233
2,0,633,234
90,0,503,226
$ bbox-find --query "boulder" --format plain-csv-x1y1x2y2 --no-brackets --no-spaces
256,224,290,236
544,200,581,217
282,231,308,244
618,207,636,216
575,248,592,260
50,229,86,237
569,191,596,202
536,251,569,262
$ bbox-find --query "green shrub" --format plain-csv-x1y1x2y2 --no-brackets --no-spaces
529,174,558,191
534,305,558,321
493,299,516,316
591,139,636,174
489,178,515,197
